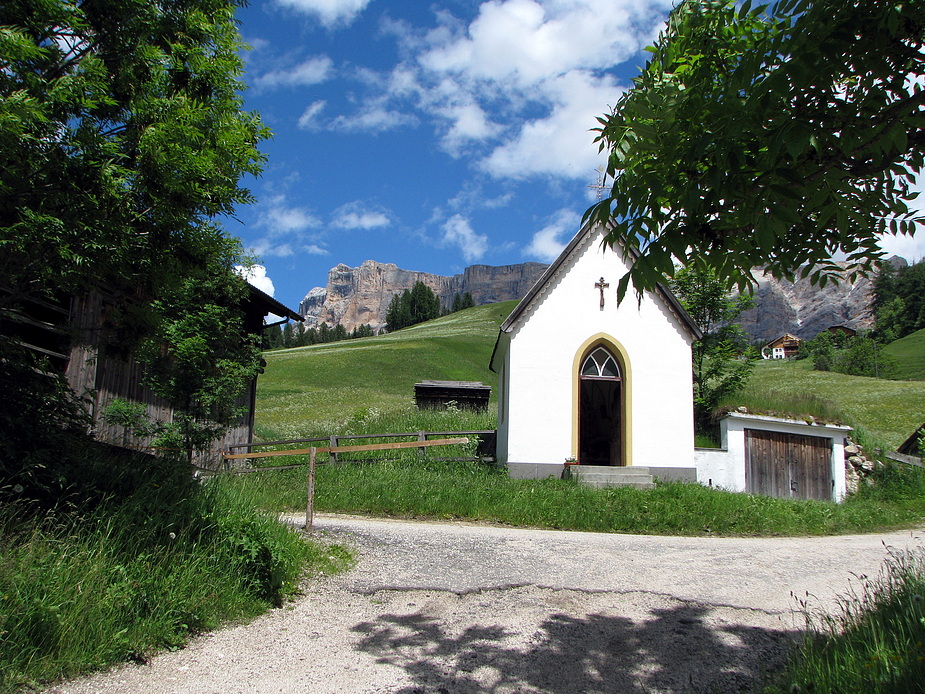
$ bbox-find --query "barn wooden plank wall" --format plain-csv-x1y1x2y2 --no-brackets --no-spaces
65,291,252,468
745,428,833,500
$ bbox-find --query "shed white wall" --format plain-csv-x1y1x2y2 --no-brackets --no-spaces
694,413,850,501
498,226,696,474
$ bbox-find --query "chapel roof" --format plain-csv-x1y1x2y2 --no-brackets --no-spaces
497,219,701,339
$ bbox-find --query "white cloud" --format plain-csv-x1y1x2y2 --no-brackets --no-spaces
255,56,333,90
370,0,671,177
331,201,391,229
524,208,580,261
303,244,330,255
275,0,373,27
258,196,322,234
249,239,296,258
441,214,488,262
329,101,418,132
235,264,276,296
480,71,618,179
419,0,669,87
298,100,327,130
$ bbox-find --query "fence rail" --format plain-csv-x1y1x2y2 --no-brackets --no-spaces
224,429,495,467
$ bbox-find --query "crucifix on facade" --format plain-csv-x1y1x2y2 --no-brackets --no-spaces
595,277,609,310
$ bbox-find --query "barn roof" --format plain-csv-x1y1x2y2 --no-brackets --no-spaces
245,284,303,323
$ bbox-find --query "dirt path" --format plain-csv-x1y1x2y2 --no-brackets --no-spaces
48,516,924,694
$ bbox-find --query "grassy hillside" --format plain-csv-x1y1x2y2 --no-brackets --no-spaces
258,300,924,449
733,359,925,449
256,301,516,439
884,327,925,381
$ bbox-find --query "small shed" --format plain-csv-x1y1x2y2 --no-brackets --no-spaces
761,333,803,359
694,412,851,501
414,381,491,410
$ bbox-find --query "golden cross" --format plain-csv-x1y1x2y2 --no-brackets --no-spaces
595,277,609,310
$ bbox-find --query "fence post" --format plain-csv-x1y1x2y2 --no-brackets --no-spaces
305,447,317,531
417,431,426,459
329,435,338,464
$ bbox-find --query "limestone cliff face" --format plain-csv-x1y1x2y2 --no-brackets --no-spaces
298,260,549,331
736,266,876,344
298,258,883,340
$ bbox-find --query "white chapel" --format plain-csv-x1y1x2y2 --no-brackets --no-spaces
490,220,702,481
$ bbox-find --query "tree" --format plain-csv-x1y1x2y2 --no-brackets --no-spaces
385,283,440,331
139,252,263,461
671,267,756,432
586,0,925,301
0,0,267,331
0,0,269,478
873,260,925,339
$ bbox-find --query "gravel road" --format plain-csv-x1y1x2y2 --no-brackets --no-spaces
47,515,924,694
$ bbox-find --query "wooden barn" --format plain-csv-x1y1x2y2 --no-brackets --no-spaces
3,284,300,468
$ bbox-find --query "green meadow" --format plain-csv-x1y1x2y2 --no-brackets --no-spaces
256,301,516,440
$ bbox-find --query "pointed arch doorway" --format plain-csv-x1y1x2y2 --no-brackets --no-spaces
578,345,623,466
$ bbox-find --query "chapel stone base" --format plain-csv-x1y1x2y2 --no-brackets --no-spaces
506,462,697,486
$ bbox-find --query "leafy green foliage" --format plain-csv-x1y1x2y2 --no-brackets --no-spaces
671,266,756,431
800,332,899,379
0,0,271,474
267,320,374,350
874,260,925,341
0,0,268,313
449,292,476,314
385,281,441,332
139,262,263,460
586,0,925,299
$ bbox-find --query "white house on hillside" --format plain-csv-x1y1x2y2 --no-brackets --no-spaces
489,221,702,481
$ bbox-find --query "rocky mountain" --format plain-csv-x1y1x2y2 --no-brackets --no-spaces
736,260,908,344
298,258,893,342
298,260,549,331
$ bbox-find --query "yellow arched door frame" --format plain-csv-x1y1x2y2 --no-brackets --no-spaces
571,334,632,467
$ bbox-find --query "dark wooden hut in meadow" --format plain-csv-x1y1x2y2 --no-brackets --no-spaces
414,380,491,410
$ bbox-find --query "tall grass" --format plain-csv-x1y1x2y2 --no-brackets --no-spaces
765,546,925,693
0,456,351,692
228,457,925,537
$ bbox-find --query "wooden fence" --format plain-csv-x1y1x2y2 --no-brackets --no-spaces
223,429,495,469
222,437,470,530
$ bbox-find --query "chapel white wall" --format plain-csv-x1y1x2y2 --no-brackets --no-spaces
501,228,695,471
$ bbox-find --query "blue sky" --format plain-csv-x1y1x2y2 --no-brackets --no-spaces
229,0,925,311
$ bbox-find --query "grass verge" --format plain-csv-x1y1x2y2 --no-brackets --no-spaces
0,455,351,693
764,546,925,693
227,456,925,537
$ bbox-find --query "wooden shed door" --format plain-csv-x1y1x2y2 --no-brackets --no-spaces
745,429,833,500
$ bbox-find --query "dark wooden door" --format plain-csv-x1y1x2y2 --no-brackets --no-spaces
745,429,833,500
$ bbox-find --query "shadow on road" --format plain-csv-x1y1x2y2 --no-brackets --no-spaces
352,602,796,693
